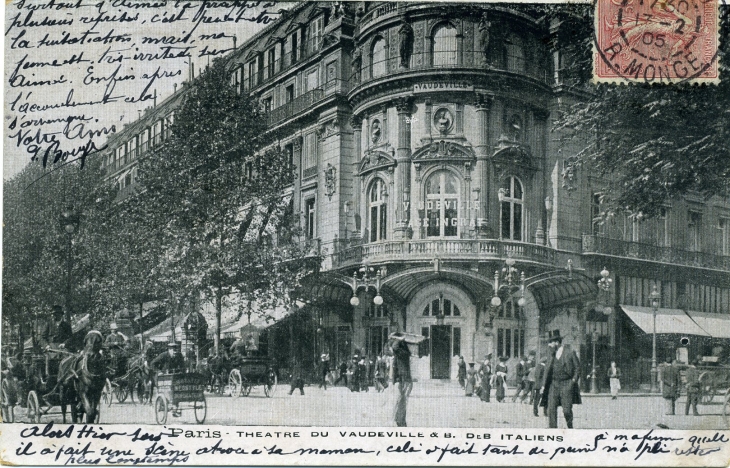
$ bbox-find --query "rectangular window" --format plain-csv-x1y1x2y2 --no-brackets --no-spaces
285,84,294,103
262,97,272,113
248,61,257,87
452,327,461,357
443,299,452,316
719,218,729,256
688,211,702,252
658,207,669,247
431,299,441,316
444,198,458,237
497,328,503,358
505,329,512,358
303,132,317,169
165,113,174,139
520,329,525,357
309,16,323,53
285,144,294,171
257,54,264,84
513,328,520,358
591,193,602,235
291,32,298,63
305,198,316,239
267,48,276,78
140,128,149,155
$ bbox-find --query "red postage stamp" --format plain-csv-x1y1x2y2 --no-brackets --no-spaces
594,0,720,83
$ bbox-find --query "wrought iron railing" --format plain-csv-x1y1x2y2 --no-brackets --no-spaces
582,235,730,271
267,79,349,126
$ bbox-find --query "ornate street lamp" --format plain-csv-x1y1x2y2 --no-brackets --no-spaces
59,207,79,321
592,267,613,394
649,284,661,393
349,262,385,308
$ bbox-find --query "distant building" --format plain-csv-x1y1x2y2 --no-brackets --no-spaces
102,2,730,388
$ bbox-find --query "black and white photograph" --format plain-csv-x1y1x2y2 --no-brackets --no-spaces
1,0,729,465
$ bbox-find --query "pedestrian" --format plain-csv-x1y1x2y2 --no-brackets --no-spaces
390,334,412,427
661,356,681,415
533,357,548,417
608,361,621,400
358,356,369,392
457,356,467,389
289,359,305,396
375,354,389,392
522,356,536,404
348,356,360,392
512,356,527,402
478,355,492,402
493,356,508,402
319,353,330,390
465,362,477,396
334,360,348,386
685,359,700,416
540,330,581,428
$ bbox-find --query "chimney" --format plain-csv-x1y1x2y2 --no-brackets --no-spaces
153,89,157,107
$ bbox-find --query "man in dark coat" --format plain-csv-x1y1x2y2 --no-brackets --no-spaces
391,335,412,427
661,356,681,415
41,305,73,350
512,356,527,402
150,342,186,374
289,359,305,396
540,330,581,428
684,359,700,416
533,357,548,417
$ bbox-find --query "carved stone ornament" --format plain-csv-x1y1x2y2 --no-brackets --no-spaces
358,148,396,176
370,119,382,143
411,140,476,165
398,20,414,68
433,108,453,135
492,136,534,171
324,163,337,200
318,117,342,140
478,13,492,63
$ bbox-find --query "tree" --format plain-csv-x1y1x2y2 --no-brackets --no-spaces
131,58,316,355
2,157,117,344
553,6,730,219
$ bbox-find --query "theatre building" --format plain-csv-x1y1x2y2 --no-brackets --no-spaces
103,2,730,388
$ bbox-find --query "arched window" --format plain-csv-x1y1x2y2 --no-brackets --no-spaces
506,35,525,72
425,170,460,237
432,23,457,66
500,176,524,241
369,178,387,242
371,37,386,78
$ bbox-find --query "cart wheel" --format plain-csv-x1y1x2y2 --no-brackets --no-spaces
194,398,207,424
229,369,242,397
264,371,277,398
102,379,113,407
1,379,15,423
723,393,730,429
699,372,715,404
27,391,40,424
115,384,129,404
154,395,168,425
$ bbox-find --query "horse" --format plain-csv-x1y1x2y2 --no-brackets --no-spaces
126,354,153,404
57,330,106,423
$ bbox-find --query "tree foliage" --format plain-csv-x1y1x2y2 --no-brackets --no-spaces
554,6,730,218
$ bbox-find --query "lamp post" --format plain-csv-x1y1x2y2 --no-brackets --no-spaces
350,262,385,311
59,207,79,322
649,284,661,393
594,267,613,394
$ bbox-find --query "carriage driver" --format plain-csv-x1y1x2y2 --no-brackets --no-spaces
151,342,186,374
40,305,73,377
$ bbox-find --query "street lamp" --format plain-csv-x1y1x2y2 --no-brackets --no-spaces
349,262,385,308
649,284,661,393
59,207,79,321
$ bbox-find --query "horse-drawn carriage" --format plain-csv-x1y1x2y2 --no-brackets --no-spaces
696,356,730,404
228,356,278,398
101,350,153,406
154,372,207,424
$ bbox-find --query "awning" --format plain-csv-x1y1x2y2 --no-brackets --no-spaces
219,303,296,337
685,311,730,339
620,305,711,337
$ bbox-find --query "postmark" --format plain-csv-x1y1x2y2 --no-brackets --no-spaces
594,0,720,83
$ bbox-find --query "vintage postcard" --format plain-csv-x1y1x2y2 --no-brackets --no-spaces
1,0,729,466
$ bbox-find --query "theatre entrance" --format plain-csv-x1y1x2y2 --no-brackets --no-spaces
430,325,451,379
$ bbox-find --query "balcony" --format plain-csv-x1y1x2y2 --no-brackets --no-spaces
358,3,398,30
351,50,551,89
242,38,323,92
582,235,730,271
267,79,349,127
332,239,556,269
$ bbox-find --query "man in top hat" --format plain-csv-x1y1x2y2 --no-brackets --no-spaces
151,342,186,374
390,334,412,427
41,305,72,350
540,330,581,428
512,355,528,402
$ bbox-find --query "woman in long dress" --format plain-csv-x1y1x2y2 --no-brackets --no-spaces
493,357,508,402
465,363,477,396
479,356,492,402
457,356,467,389
608,361,621,400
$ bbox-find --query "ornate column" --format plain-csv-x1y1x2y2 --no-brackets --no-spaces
473,93,493,236
395,97,413,239
350,115,363,239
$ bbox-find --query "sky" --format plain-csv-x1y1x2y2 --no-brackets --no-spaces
3,0,289,180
